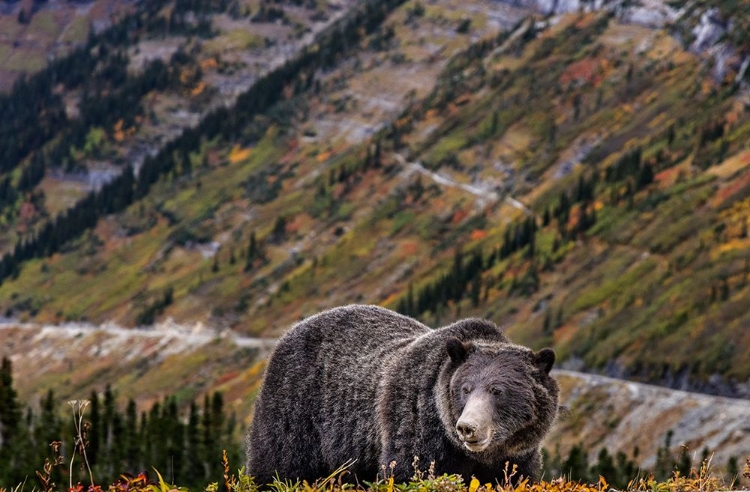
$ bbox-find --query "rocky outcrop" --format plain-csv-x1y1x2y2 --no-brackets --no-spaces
687,7,741,82
691,8,728,52
491,0,678,27
492,0,748,86
547,370,750,471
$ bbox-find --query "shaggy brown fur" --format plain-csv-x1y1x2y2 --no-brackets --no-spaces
246,305,559,485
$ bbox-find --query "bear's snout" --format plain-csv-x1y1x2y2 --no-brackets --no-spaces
455,393,494,452
456,421,478,440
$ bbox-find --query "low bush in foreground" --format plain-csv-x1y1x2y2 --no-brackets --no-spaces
14,448,749,492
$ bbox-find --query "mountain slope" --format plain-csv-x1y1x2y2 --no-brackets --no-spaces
0,0,135,91
1,0,750,394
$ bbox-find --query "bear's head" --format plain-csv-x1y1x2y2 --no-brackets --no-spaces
445,338,559,457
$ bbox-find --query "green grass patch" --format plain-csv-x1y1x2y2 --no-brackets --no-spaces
423,130,468,168
0,44,12,63
204,29,265,54
59,14,90,44
391,210,417,236
4,48,47,72
571,256,660,313
28,10,59,37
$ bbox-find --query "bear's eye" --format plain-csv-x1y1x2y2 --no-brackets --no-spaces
462,386,472,395
488,386,502,396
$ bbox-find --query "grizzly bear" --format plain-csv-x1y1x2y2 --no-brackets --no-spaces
246,305,559,485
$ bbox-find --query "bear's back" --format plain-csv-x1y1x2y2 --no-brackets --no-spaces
248,305,432,483
279,304,430,356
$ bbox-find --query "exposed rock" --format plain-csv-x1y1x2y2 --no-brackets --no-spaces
491,0,744,84
548,370,750,470
691,8,727,53
620,0,676,29
686,7,742,82
492,0,678,28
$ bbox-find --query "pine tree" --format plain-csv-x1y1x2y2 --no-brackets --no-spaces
100,385,118,478
0,357,21,438
0,357,22,480
543,310,552,336
676,445,691,477
35,389,62,482
727,456,739,482
184,401,204,485
124,399,140,472
591,448,616,483
562,444,590,483
471,274,481,307
245,231,263,271
89,391,101,467
159,397,184,482
406,283,415,316
146,401,163,474
654,430,674,481
210,392,225,446
271,215,287,243
614,451,637,488
201,395,214,481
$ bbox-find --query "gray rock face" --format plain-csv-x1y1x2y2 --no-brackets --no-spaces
489,0,679,31
688,8,743,82
499,0,586,16
490,0,745,84
691,8,727,53
547,371,750,469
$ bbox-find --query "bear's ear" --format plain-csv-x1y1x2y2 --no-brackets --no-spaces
446,337,474,364
534,348,556,374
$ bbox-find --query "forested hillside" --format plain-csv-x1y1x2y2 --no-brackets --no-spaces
0,0,137,91
1,0,750,432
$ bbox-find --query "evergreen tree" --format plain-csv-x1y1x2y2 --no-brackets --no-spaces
146,401,163,474
591,448,616,483
124,398,140,472
245,231,263,271
542,207,551,227
654,430,674,481
271,215,287,243
0,357,22,479
406,282,415,316
88,391,101,467
543,310,552,336
184,401,204,485
210,392,225,447
727,456,739,482
676,445,691,477
562,444,590,482
35,389,62,483
470,274,481,307
614,451,637,488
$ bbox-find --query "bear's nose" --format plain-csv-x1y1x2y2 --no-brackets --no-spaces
456,421,477,441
